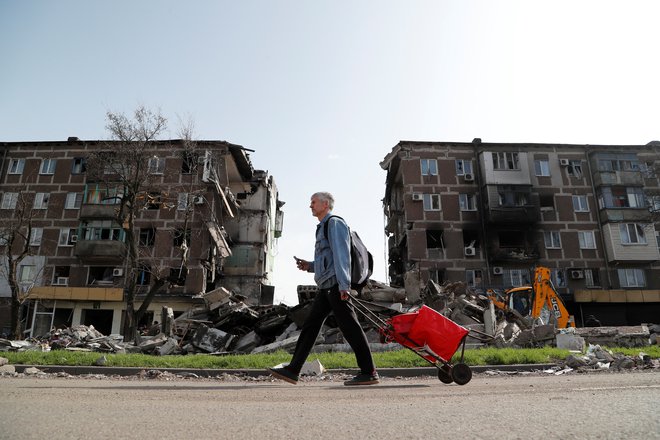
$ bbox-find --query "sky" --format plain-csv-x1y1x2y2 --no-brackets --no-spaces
1,1,659,305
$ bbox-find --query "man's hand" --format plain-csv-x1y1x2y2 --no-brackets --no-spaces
340,290,351,301
294,256,310,271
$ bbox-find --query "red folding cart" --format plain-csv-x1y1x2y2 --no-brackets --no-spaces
352,299,481,385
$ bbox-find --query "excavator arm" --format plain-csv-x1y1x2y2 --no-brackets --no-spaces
531,267,575,328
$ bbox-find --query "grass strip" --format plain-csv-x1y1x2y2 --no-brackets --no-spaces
2,346,657,369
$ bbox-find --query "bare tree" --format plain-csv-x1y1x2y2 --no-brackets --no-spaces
0,193,39,339
85,106,198,342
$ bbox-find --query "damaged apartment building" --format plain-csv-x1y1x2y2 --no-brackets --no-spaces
0,138,284,337
381,139,660,326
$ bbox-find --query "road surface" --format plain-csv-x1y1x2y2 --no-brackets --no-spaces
1,370,658,440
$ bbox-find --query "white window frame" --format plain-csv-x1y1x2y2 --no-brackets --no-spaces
71,157,86,174
148,157,166,174
509,269,527,287
578,231,597,249
492,152,519,170
33,192,50,209
459,193,477,211
619,223,647,245
58,228,78,246
585,269,600,288
8,159,25,175
421,159,438,176
423,194,441,211
572,195,589,212
534,159,550,177
455,160,473,176
618,268,646,288
29,228,43,246
40,158,57,175
19,265,36,284
1,192,19,209
544,231,562,249
65,192,83,210
466,269,483,288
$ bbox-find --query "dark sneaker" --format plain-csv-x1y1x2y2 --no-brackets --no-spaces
268,366,299,385
344,373,379,386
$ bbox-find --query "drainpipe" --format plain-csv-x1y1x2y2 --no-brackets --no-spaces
585,147,613,288
472,139,491,286
0,144,8,182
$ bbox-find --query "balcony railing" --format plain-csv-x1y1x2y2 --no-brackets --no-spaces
74,240,125,263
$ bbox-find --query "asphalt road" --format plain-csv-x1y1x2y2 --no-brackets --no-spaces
1,371,658,440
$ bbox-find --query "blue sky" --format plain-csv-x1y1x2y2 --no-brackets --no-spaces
2,1,659,305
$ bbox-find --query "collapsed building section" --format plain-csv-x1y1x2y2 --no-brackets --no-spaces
0,138,284,338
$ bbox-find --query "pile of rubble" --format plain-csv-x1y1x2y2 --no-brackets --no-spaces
0,281,656,356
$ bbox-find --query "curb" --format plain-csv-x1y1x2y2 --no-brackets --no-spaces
12,363,559,378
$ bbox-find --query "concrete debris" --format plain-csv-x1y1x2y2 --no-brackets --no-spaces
0,280,656,359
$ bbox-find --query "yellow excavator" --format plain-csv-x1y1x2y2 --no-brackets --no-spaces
487,266,575,328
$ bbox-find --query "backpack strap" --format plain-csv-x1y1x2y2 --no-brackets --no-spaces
323,215,344,240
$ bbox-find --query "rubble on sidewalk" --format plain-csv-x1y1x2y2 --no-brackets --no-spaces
0,280,656,359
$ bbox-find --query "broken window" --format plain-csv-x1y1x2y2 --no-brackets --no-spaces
85,184,122,205
139,228,156,246
8,159,25,175
508,269,530,287
539,194,555,210
173,228,191,247
145,192,162,210
466,269,483,288
169,267,187,286
567,160,583,178
462,230,479,249
177,193,189,211
455,160,473,176
619,223,646,244
53,266,70,285
136,265,151,286
585,268,600,287
33,192,49,209
181,151,198,174
492,152,519,170
429,269,444,284
552,269,566,288
426,230,444,259
81,220,122,241
58,228,78,246
497,186,529,207
87,267,114,285
423,194,441,211
459,193,477,211
71,157,87,174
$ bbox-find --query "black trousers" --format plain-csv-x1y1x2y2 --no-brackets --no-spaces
288,285,376,375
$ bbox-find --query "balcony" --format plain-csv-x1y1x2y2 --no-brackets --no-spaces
74,240,125,263
486,205,540,224
79,204,119,219
592,170,643,187
29,286,123,301
599,208,652,223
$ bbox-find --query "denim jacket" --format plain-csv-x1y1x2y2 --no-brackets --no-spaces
311,213,351,291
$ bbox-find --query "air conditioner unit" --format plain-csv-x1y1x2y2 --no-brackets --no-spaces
412,193,423,201
70,235,78,243
55,277,69,286
570,269,584,279
463,173,474,182
112,268,123,277
492,266,504,275
464,247,476,257
194,195,205,205
559,159,570,166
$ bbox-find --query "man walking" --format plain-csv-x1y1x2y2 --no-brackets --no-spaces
268,192,379,386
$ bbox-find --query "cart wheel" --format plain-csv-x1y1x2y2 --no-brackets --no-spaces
437,366,453,384
451,363,472,385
